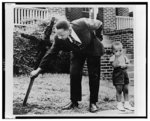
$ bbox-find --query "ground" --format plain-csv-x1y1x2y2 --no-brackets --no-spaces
13,73,134,116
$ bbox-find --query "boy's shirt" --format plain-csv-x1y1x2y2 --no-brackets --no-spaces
109,54,130,67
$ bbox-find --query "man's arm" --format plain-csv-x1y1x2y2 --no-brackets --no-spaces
30,36,61,78
85,18,103,41
95,25,103,41
38,39,60,69
85,18,102,30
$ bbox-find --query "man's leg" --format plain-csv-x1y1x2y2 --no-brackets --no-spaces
87,56,100,104
62,52,85,110
70,52,86,102
87,56,100,112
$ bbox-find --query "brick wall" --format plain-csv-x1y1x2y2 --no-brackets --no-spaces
116,8,129,16
109,32,134,54
79,7,134,81
100,47,113,81
102,8,117,34
100,32,134,81
66,8,84,21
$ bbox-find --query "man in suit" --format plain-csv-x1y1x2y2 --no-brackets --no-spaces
30,17,104,112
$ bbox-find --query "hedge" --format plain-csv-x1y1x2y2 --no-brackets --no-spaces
13,20,70,75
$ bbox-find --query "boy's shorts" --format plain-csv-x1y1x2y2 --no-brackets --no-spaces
112,67,129,86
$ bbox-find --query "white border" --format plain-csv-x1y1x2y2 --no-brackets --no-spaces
5,3,15,118
3,2,147,119
134,5,146,117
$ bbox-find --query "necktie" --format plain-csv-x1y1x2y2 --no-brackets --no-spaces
69,35,82,47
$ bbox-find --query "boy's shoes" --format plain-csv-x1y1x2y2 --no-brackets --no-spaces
124,102,134,111
117,102,125,111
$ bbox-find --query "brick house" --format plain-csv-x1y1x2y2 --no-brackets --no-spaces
14,7,134,81
65,7,134,81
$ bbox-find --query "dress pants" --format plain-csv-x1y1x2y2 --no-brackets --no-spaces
70,52,101,103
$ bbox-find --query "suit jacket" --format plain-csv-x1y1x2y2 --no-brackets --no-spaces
39,18,104,69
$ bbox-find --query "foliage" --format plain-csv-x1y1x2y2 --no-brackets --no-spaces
13,20,70,75
13,31,39,75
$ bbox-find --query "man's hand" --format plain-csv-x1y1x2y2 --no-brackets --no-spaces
30,68,41,78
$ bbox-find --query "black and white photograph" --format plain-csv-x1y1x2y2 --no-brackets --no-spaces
2,2,147,119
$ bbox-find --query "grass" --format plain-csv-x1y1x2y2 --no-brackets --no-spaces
13,73,134,115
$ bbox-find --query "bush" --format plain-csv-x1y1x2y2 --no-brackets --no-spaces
13,20,70,75
13,31,39,75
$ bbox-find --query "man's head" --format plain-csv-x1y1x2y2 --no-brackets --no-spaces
55,20,71,40
112,41,123,56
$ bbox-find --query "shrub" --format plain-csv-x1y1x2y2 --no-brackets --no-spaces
13,31,40,75
13,20,70,75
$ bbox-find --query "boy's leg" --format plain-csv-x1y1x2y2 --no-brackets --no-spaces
115,85,125,111
115,85,123,102
123,84,129,101
123,84,134,111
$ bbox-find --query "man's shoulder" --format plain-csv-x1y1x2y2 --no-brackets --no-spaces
71,18,87,25
72,17,86,22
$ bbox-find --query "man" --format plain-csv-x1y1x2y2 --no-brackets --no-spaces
30,17,104,112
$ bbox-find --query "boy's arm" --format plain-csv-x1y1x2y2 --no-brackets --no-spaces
121,55,130,68
125,55,130,64
112,60,120,68
109,55,120,68
109,55,114,67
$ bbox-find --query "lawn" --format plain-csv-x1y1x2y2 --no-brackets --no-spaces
13,73,134,115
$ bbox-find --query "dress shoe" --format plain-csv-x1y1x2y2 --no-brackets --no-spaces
89,103,99,113
62,102,79,110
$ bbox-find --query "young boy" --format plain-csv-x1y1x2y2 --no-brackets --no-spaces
109,41,134,111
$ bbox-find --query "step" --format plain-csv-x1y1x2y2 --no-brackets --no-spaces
127,65,134,72
128,71,134,78
130,59,134,64
126,54,134,59
129,78,134,86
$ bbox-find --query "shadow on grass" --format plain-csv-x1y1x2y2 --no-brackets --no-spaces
13,103,39,115
13,102,61,115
